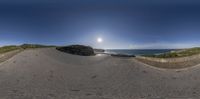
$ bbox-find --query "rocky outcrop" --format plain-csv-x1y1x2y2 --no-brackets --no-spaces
56,45,95,56
94,49,105,53
111,54,135,57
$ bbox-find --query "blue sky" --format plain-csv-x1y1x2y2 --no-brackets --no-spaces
0,0,200,49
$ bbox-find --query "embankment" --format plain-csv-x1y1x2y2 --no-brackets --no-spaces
0,50,22,63
136,54,200,69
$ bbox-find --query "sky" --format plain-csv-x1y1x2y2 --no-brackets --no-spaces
0,0,200,49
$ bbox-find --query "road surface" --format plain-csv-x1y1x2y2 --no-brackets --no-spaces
0,48,200,99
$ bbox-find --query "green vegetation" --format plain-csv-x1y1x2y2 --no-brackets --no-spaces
143,47,200,58
20,44,55,49
0,45,21,54
0,44,55,54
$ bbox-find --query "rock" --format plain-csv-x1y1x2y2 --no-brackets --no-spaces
94,49,105,53
56,45,95,56
110,54,135,57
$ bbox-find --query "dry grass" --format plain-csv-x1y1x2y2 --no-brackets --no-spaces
143,47,200,58
136,58,200,69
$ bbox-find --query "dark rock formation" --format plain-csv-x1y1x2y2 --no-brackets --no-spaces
56,45,95,56
110,54,135,57
94,49,105,53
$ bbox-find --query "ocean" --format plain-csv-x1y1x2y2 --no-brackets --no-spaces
105,49,176,56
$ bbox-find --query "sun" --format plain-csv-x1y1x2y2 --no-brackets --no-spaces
97,37,103,43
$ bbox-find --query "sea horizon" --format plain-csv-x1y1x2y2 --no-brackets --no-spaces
105,49,178,55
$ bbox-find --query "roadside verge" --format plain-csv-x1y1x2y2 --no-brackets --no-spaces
0,50,22,63
135,54,200,69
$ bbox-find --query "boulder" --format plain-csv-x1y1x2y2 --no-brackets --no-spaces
56,45,95,56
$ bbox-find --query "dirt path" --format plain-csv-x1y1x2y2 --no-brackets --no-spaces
0,48,200,99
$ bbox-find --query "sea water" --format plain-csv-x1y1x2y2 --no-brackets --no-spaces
105,49,175,56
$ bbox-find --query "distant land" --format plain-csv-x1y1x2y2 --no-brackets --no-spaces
0,44,56,54
143,47,200,58
1,44,200,58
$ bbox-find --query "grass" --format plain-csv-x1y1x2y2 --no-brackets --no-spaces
0,44,55,54
0,46,21,54
20,44,55,49
143,47,200,58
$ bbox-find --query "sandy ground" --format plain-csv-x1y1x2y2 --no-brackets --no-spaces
0,48,200,99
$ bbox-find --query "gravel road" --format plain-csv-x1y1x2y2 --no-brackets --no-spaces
0,48,200,99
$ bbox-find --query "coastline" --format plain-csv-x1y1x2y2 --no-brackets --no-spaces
1,46,200,69
1,48,200,98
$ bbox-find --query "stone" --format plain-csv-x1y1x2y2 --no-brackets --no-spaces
56,45,95,56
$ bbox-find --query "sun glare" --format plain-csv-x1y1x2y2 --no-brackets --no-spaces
97,37,103,43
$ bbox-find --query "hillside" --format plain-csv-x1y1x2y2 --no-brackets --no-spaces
143,47,200,58
0,44,55,54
